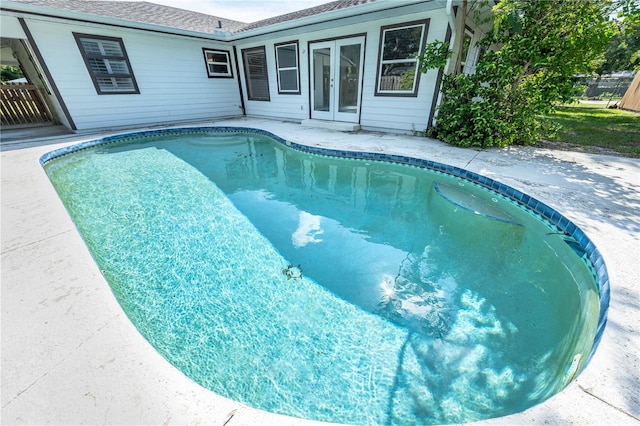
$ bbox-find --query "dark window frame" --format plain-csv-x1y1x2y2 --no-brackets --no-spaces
374,19,430,98
202,48,234,78
274,40,301,95
242,46,270,101
73,32,140,95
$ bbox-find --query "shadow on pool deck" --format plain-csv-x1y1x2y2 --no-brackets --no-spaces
0,125,74,145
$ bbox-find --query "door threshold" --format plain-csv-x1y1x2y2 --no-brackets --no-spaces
301,119,360,132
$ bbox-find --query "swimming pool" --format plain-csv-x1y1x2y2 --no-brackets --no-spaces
41,127,609,425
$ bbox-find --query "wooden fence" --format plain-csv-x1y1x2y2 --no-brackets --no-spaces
618,73,640,113
1,83,52,127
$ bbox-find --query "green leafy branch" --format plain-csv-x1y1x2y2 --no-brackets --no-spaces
417,40,452,73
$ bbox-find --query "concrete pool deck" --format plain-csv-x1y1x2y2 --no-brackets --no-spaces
1,117,638,425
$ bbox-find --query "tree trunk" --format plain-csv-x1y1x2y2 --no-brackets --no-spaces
454,0,468,74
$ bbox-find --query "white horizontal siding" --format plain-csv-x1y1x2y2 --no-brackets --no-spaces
12,4,452,133
0,14,26,38
235,8,450,132
359,68,441,133
359,10,449,132
25,19,242,131
237,40,309,121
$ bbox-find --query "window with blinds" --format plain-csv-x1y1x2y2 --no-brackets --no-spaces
73,33,139,94
242,46,270,101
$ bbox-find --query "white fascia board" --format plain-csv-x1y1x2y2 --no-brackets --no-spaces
0,0,232,41
229,0,448,41
1,0,454,43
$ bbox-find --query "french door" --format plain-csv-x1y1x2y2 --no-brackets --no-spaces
310,36,365,123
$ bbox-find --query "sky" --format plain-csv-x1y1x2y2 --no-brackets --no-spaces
113,0,331,23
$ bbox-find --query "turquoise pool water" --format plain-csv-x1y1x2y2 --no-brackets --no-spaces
43,129,604,425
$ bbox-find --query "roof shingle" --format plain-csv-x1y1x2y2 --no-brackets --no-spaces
9,0,248,33
8,0,381,34
237,0,376,32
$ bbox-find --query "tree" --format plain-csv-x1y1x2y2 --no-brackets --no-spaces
420,0,615,148
598,0,640,73
0,65,24,82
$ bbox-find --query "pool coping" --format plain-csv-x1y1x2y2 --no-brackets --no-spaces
2,117,638,425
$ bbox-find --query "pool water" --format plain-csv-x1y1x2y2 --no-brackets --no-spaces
43,130,602,425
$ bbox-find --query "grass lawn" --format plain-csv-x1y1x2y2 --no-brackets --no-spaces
541,102,640,158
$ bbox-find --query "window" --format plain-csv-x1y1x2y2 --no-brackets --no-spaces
202,49,233,78
375,20,429,97
73,33,139,94
275,41,300,94
242,46,270,101
459,29,474,74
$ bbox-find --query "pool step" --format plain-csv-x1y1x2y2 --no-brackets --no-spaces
432,181,523,226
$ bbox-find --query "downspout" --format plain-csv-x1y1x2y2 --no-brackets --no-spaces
428,0,457,129
427,24,452,129
232,46,246,116
446,0,457,75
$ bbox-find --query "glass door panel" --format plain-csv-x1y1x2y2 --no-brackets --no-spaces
310,42,333,121
310,36,364,123
312,47,332,114
336,42,362,119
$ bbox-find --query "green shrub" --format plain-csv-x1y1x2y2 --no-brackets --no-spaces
422,0,615,148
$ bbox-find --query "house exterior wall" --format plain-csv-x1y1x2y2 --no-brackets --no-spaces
1,14,70,127
1,2,464,134
14,16,242,131
360,10,449,133
0,14,26,38
236,37,308,123
234,8,451,133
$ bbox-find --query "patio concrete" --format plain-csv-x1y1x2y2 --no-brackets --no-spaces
1,117,638,425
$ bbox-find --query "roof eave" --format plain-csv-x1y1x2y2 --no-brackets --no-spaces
230,0,447,40
0,0,233,41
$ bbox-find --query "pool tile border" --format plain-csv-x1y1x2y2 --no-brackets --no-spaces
40,125,610,368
